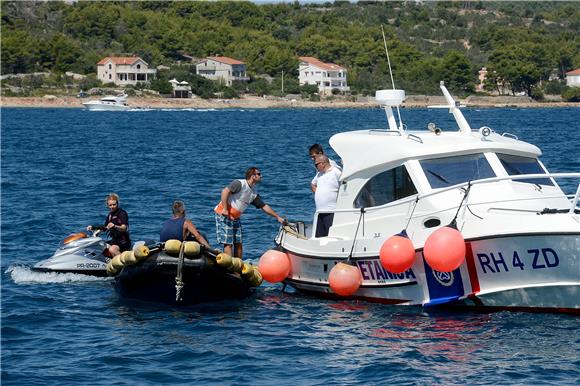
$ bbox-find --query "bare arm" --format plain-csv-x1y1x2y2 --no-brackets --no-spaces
310,183,317,193
220,187,232,216
261,204,285,224
184,219,210,247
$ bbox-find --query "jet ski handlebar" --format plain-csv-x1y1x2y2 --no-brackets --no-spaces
86,225,107,237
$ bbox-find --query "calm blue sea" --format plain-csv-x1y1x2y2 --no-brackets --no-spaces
2,106,579,385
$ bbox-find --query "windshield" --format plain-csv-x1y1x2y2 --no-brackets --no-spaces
497,153,553,186
420,153,495,189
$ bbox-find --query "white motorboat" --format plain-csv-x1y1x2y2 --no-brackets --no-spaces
271,82,580,314
82,94,130,111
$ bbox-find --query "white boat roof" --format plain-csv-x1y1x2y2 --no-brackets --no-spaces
330,129,542,179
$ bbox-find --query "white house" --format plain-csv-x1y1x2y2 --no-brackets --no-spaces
97,57,156,86
169,78,192,98
196,56,249,86
298,56,349,95
565,69,580,87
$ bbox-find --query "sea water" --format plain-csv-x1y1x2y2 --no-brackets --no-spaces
1,106,579,385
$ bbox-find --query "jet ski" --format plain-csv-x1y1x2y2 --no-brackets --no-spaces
33,227,111,277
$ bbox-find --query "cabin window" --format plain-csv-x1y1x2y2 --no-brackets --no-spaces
354,166,417,208
420,153,495,189
497,153,553,186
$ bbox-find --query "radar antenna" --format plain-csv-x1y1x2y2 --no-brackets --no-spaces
377,25,405,132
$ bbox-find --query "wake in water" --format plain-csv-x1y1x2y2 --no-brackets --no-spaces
6,265,111,284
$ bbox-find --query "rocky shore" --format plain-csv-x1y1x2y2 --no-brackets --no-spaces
1,94,577,109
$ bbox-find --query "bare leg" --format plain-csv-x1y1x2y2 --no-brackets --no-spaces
234,243,243,259
223,244,233,256
109,245,121,256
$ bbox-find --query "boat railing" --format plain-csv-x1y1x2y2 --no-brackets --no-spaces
416,173,580,213
308,172,580,236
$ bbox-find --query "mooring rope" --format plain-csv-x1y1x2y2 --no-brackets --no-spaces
175,242,186,302
404,197,420,232
450,182,473,228
346,208,365,263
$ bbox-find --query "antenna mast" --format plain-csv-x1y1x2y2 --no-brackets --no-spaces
380,25,404,131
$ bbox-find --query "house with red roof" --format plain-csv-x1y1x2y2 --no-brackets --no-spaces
195,56,249,86
97,56,156,86
298,56,349,95
566,69,580,87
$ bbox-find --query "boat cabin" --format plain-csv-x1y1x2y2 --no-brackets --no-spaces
304,86,568,243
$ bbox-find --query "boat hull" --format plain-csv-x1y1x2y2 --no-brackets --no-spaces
83,103,130,111
114,251,254,305
281,233,580,314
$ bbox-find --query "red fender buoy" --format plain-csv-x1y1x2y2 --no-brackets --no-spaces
379,232,416,273
423,226,466,272
328,262,362,296
258,250,291,283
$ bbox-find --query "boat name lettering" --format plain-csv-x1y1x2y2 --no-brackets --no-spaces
76,263,105,269
356,260,416,282
476,248,559,274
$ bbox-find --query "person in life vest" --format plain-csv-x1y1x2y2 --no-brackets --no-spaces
215,167,285,258
160,200,210,247
87,193,131,257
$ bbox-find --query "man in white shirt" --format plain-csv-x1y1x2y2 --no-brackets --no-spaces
312,155,341,237
309,143,340,193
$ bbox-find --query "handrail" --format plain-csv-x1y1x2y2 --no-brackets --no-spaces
368,129,402,136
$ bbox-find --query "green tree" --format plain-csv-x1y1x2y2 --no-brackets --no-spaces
247,78,271,96
1,30,40,74
486,43,551,96
150,78,173,94
221,86,239,99
562,86,580,102
50,34,83,73
440,50,475,94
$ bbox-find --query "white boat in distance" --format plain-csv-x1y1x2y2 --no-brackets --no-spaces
275,82,580,314
82,94,130,111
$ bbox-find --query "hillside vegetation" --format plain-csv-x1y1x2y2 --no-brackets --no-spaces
2,1,579,98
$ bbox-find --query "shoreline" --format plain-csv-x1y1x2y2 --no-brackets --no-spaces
1,95,577,109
